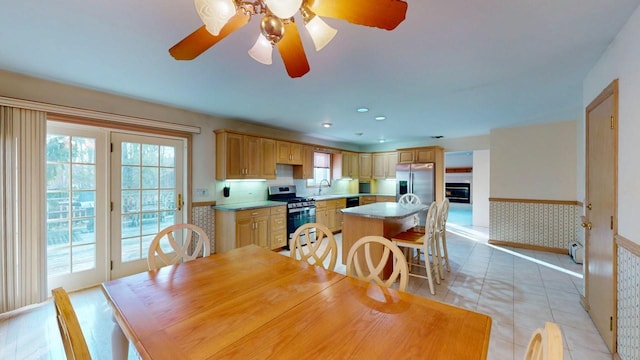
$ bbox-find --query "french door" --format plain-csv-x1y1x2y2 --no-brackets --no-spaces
110,133,185,278
46,125,108,291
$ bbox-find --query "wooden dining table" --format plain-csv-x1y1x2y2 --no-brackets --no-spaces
101,245,492,359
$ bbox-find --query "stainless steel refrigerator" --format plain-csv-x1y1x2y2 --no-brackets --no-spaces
396,163,435,224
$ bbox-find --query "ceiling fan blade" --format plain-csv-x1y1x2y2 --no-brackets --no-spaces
308,0,408,30
277,21,310,78
169,10,251,60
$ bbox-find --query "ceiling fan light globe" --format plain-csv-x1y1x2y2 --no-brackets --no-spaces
248,34,274,65
260,15,285,44
194,0,236,36
305,16,337,51
264,0,303,19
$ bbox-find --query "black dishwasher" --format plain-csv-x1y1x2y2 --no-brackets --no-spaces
346,196,360,208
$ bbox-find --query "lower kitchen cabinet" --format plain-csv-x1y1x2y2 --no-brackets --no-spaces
316,198,346,232
215,205,287,253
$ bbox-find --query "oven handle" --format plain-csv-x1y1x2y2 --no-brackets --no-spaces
288,207,315,213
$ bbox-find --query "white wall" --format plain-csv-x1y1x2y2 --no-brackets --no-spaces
490,120,578,200
583,4,640,244
472,150,490,227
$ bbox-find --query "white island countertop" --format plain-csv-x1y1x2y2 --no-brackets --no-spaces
341,202,428,219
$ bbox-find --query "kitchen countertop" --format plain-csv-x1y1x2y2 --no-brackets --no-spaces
340,202,427,219
214,201,285,211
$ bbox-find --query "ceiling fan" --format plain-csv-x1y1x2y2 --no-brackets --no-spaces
169,0,408,78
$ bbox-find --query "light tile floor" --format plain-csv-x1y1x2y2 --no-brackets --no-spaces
283,224,612,360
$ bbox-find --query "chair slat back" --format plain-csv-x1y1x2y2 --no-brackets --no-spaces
290,223,338,271
524,322,563,360
148,223,211,271
346,236,409,291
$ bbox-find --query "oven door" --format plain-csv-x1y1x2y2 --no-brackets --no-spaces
288,206,316,243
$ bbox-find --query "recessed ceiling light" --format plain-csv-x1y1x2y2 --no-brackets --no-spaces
355,132,364,136
322,122,332,128
431,135,444,139
356,107,369,113
375,116,386,121
378,139,386,143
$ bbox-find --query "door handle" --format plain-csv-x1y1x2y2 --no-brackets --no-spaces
587,203,592,210
581,222,592,230
177,193,182,211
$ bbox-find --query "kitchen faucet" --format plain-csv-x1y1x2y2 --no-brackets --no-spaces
318,179,330,195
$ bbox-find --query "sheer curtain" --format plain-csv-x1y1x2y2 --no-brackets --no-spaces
0,106,47,312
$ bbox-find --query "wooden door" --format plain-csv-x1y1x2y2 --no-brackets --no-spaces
244,135,261,178
225,133,244,178
236,217,254,248
372,153,386,179
386,152,397,178
585,79,618,353
261,138,276,179
254,215,270,249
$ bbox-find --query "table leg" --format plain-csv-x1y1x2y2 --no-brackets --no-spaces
111,315,129,359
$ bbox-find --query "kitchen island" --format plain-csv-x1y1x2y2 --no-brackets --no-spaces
340,202,428,276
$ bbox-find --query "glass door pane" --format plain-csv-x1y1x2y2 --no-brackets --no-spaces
46,125,107,291
110,133,184,278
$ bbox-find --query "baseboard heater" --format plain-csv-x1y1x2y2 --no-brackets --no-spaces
569,242,584,264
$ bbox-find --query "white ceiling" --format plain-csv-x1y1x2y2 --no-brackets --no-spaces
1,0,639,145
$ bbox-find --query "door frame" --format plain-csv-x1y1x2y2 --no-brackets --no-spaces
583,79,618,352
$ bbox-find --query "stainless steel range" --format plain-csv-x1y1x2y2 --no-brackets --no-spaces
267,185,316,249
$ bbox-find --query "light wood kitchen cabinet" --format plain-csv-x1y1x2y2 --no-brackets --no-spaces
341,151,359,179
372,152,397,179
215,205,286,252
360,195,396,205
315,200,329,228
315,198,345,232
293,145,314,179
359,153,372,181
359,196,376,205
215,130,261,179
270,206,287,249
276,141,303,165
397,147,435,164
261,138,277,179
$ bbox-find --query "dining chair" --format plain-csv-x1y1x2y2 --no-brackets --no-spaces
398,193,422,261
436,198,451,277
391,201,440,294
346,235,409,292
51,287,92,360
290,222,338,271
147,223,211,271
524,322,564,360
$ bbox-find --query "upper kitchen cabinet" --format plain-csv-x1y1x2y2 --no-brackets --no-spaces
276,141,303,165
261,138,277,179
293,145,314,179
372,152,397,179
216,130,262,179
340,151,359,179
359,153,372,181
397,146,441,164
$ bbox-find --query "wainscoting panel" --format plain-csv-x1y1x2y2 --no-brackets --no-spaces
489,199,581,251
616,236,640,360
192,203,215,253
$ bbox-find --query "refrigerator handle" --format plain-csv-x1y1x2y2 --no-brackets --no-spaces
410,172,414,193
